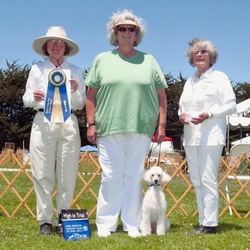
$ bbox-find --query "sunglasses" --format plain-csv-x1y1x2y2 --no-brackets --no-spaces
192,50,208,55
118,27,137,32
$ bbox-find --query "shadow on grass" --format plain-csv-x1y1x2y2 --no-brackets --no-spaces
89,222,190,236
219,222,245,233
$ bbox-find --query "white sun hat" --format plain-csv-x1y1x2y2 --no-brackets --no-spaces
32,26,79,57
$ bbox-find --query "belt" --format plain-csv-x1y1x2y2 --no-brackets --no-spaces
37,108,73,113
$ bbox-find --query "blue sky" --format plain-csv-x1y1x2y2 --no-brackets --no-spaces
1,0,250,84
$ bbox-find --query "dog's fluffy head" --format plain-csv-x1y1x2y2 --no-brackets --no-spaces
143,166,171,185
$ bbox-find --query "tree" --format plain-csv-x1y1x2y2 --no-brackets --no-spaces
231,81,250,142
0,61,33,151
74,69,89,147
165,73,187,150
233,82,250,103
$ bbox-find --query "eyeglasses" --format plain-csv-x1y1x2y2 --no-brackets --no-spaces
47,39,65,45
117,27,137,32
192,50,208,55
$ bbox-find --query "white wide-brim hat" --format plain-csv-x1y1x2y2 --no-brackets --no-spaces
32,26,79,57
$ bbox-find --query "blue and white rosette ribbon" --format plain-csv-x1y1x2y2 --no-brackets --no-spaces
44,69,71,123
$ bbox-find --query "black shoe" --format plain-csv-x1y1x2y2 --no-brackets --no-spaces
186,225,204,235
187,225,216,235
40,222,52,235
202,226,216,234
56,224,64,237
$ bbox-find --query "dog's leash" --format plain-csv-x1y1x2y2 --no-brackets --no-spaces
145,146,152,169
157,143,161,165
146,141,162,169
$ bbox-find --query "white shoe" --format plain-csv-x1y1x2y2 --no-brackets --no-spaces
97,229,111,237
128,229,142,238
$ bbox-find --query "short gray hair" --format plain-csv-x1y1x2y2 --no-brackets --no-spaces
107,9,146,47
187,38,218,67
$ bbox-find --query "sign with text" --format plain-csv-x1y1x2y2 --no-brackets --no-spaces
61,209,91,241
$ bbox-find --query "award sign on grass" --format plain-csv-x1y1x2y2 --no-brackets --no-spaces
61,209,91,241
44,69,71,123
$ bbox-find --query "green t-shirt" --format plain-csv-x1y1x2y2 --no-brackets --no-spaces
85,50,168,138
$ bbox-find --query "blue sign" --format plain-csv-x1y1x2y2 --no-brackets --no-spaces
61,209,91,241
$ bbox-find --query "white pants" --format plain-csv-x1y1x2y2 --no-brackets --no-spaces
185,145,223,227
96,133,151,232
30,112,80,225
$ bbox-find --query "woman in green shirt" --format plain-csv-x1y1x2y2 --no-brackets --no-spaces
85,9,168,238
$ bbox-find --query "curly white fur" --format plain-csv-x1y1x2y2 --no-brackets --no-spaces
140,166,171,236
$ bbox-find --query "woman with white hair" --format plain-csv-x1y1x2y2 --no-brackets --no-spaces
179,38,236,235
85,9,168,238
23,26,86,236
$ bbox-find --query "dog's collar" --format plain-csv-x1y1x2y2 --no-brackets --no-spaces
149,183,161,187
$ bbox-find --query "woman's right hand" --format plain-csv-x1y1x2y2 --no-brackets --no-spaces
33,90,45,102
179,112,192,125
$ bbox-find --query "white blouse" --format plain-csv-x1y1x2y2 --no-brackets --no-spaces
23,59,86,111
179,67,236,146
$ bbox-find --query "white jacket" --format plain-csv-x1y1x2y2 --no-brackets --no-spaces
179,67,236,146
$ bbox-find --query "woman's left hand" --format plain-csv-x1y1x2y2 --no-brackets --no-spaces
191,112,209,124
70,79,78,93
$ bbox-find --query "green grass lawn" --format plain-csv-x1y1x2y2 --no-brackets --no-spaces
0,214,249,250
1,160,249,250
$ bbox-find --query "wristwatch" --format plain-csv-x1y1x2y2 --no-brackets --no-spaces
86,122,96,128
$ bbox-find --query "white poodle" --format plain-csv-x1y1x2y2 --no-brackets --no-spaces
140,166,171,236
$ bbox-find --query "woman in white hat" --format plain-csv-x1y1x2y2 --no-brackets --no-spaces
23,26,86,236
85,10,168,238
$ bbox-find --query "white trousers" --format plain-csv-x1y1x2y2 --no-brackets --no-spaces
96,133,151,232
185,145,223,227
30,112,80,225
